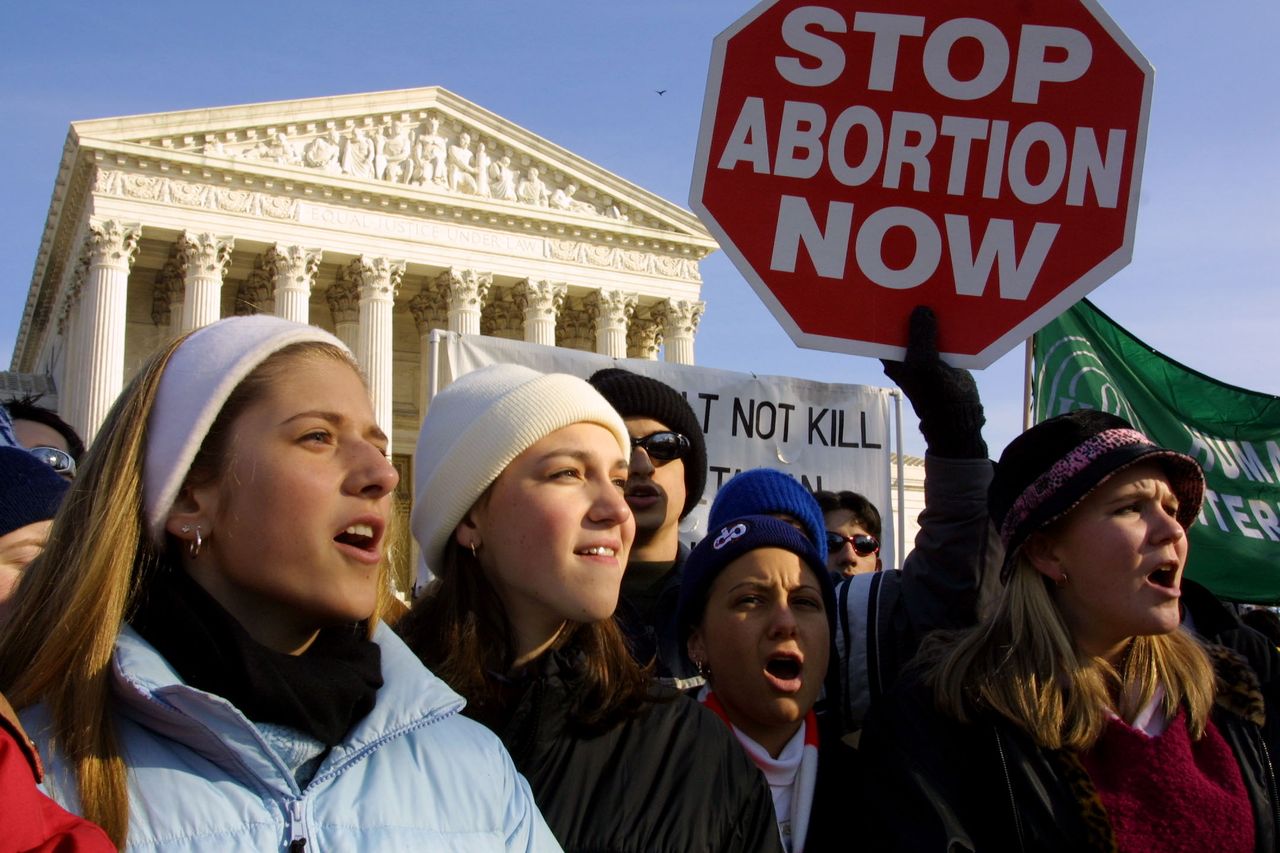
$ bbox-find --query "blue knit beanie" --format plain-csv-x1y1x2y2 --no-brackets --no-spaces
0,446,70,538
708,468,828,561
678,514,836,647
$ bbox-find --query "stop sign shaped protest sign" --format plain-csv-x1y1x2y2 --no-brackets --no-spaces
691,0,1152,367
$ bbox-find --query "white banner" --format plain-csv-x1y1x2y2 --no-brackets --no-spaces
436,333,900,567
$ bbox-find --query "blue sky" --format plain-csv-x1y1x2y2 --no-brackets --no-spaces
2,0,1276,457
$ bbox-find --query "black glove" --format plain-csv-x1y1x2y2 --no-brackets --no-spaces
880,306,987,459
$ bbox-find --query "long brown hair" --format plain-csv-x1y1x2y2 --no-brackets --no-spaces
0,337,392,846
924,551,1215,751
397,535,651,735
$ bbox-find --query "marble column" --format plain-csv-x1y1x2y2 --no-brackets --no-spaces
57,255,90,433
438,268,492,336
177,232,234,331
627,307,663,360
513,278,566,347
150,259,185,338
586,289,636,359
80,220,141,444
409,285,448,413
348,256,404,452
656,298,705,366
325,277,361,353
235,263,274,316
269,244,322,323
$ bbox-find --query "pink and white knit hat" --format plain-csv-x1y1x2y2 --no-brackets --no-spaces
989,410,1204,583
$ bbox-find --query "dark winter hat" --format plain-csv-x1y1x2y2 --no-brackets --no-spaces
588,368,706,518
678,514,836,646
708,468,829,561
0,446,70,538
990,410,1205,583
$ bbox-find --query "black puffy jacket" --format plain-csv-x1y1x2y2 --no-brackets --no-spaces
860,644,1280,852
495,649,783,853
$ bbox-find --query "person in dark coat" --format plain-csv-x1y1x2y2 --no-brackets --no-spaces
680,514,858,852
834,306,995,737
862,410,1278,852
400,364,782,853
589,367,708,690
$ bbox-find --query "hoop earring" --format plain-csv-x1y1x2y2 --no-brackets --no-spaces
469,541,479,559
189,525,203,560
1055,572,1068,588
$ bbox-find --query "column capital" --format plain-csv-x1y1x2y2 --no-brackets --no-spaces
512,278,567,317
87,220,141,268
267,244,322,284
481,293,523,339
627,308,663,359
655,298,705,336
347,256,405,300
177,232,235,277
437,267,493,314
149,259,180,325
326,277,361,323
409,285,449,334
585,288,637,326
236,263,275,316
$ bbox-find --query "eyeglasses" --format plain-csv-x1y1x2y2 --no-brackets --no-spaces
629,431,690,462
30,445,76,479
825,531,879,557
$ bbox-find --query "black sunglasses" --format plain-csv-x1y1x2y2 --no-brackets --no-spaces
30,445,76,479
825,531,880,557
629,431,690,462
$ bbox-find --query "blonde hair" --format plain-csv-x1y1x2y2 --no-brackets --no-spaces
925,551,1215,751
0,336,390,846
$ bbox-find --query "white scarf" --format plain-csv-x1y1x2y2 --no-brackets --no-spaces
700,688,820,853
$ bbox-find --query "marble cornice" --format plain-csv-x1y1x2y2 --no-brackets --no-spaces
81,140,716,256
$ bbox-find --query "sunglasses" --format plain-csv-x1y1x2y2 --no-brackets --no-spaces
30,445,76,479
825,531,880,557
629,431,690,462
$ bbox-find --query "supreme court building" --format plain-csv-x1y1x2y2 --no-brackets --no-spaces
10,86,715,459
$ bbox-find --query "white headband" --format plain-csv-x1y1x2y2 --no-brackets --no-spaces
143,315,349,544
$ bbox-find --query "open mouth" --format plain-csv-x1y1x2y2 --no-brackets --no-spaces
765,657,802,680
1148,566,1178,589
335,522,378,553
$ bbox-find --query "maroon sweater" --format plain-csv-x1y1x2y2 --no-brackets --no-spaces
1082,708,1254,853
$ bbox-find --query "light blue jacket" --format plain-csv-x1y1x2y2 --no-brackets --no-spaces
23,624,562,852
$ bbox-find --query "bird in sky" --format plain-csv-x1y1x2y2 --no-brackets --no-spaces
656,89,667,95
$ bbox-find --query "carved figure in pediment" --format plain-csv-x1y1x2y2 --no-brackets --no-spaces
202,139,227,157
415,117,448,187
342,127,376,180
303,129,343,174
550,182,598,215
265,130,299,166
476,142,492,198
238,140,272,162
448,132,479,194
517,166,549,207
489,155,517,201
377,120,415,183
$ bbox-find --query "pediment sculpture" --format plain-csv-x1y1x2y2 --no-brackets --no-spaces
197,114,631,223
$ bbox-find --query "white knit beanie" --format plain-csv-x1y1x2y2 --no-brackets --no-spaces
143,315,350,544
412,363,629,590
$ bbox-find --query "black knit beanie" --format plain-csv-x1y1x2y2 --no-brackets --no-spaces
0,446,70,538
588,368,706,518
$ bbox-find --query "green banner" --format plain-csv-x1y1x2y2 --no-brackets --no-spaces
1033,300,1280,603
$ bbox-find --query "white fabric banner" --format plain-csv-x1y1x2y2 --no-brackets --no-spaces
437,333,900,566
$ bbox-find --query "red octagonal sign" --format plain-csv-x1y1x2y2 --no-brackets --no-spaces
691,0,1153,367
